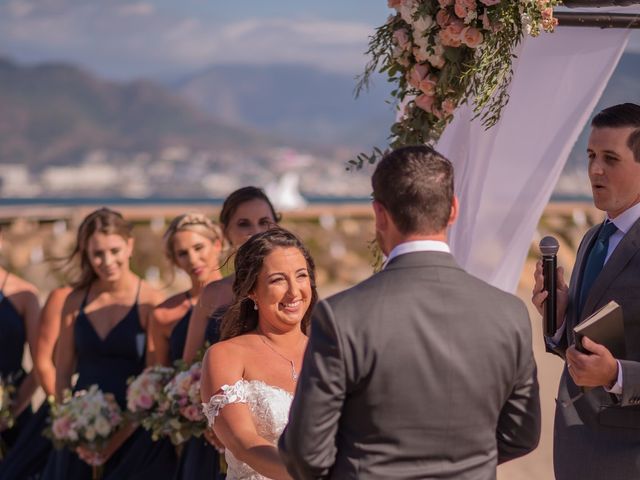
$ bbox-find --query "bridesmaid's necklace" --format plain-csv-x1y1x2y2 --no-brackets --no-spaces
258,334,301,382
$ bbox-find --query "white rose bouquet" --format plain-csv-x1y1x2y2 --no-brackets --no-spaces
45,385,123,479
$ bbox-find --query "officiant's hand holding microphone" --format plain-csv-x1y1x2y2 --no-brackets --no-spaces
532,237,569,332
533,237,617,390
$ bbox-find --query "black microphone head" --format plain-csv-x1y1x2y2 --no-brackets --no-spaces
539,236,559,256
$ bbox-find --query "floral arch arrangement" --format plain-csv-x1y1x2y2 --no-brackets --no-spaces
351,0,559,168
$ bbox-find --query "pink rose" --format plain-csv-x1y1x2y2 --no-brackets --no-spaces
427,53,446,69
419,74,438,96
415,94,435,113
438,0,454,6
393,28,410,50
138,393,153,410
407,63,430,88
461,26,483,48
439,26,462,47
454,0,476,19
479,0,500,5
436,8,453,27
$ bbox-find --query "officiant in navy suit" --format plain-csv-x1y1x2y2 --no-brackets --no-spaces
280,145,541,479
532,103,640,480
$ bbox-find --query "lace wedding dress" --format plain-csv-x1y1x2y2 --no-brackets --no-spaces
202,379,293,480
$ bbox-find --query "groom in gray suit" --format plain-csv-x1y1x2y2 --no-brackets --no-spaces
279,145,541,479
532,103,640,479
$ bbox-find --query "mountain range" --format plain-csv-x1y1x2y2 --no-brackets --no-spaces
0,51,638,172
0,57,274,168
172,63,396,150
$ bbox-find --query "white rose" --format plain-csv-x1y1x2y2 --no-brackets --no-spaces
85,426,96,442
413,15,434,34
94,416,111,437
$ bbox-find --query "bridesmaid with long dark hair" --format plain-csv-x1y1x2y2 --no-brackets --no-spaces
41,208,162,479
103,212,223,479
176,187,279,480
0,227,40,459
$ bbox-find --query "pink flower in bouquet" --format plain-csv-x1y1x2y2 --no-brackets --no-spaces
461,26,483,48
454,0,476,20
438,0,454,6
415,94,436,113
479,0,500,5
388,0,402,9
439,21,464,47
52,416,75,441
393,28,411,50
180,404,203,422
419,74,438,96
407,63,430,89
436,8,453,28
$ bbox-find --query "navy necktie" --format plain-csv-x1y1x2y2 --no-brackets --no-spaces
579,221,618,313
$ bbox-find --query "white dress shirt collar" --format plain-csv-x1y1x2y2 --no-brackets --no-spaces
607,201,640,234
383,240,451,268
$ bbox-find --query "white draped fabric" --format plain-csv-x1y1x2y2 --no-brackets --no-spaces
436,23,633,293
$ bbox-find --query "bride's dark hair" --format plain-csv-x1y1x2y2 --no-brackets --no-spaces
219,227,317,340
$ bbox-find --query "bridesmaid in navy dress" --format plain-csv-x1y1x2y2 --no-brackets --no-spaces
0,286,71,480
177,187,280,480
0,229,40,459
104,212,223,479
41,208,161,479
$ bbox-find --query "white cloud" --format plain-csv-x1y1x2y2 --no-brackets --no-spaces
115,2,155,17
0,3,375,78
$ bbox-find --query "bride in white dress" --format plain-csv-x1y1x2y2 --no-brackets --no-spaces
201,227,318,480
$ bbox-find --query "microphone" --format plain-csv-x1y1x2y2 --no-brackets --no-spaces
539,236,560,336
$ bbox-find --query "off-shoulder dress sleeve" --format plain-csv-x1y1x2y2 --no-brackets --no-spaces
202,379,248,427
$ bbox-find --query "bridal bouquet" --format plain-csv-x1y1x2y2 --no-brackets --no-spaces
45,385,123,479
145,361,207,445
126,365,175,423
352,0,559,167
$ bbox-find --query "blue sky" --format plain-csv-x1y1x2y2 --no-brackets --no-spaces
0,0,637,81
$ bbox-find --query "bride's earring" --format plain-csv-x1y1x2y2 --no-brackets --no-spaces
253,300,258,311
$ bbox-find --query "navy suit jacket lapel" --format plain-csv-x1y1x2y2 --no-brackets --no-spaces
582,217,640,316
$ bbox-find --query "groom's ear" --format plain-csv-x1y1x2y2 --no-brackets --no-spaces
372,200,389,232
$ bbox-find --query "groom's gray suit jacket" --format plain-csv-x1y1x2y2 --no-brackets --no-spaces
550,217,640,480
279,251,540,479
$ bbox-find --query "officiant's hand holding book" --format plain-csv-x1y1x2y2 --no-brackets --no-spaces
574,300,625,358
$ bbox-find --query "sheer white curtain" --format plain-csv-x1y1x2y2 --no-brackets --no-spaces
436,25,631,292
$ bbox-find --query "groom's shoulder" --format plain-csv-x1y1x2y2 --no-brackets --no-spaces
321,268,402,312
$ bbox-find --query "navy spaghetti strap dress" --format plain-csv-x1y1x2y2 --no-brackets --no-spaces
102,299,196,480
41,285,146,479
0,280,33,457
173,305,227,480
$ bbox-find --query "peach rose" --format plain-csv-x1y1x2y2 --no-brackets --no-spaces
454,0,476,20
461,26,483,48
436,8,453,27
415,94,436,113
439,25,462,47
427,53,446,69
408,63,430,88
393,28,411,50
419,74,438,96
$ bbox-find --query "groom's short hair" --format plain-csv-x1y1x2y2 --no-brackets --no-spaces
372,145,454,235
